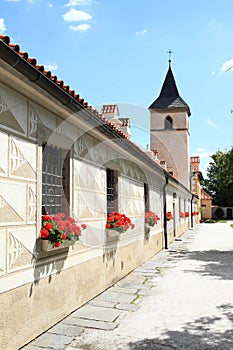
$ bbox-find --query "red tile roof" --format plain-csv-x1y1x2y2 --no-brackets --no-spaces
201,188,213,200
0,34,191,190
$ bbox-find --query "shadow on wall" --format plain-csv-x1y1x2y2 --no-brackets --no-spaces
29,238,68,297
128,303,233,349
103,233,120,267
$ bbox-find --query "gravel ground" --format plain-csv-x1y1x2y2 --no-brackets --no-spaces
68,222,233,350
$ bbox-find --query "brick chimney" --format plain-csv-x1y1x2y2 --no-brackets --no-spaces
190,156,200,172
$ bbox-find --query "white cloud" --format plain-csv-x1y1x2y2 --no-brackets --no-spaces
220,58,233,72
207,118,218,129
65,0,93,6
197,148,207,152
62,9,92,22
4,0,19,2
44,63,58,71
48,3,53,7
136,29,148,36
191,149,212,159
0,18,7,32
69,23,91,31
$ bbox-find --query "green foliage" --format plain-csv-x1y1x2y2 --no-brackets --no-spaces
198,206,206,214
204,218,215,223
202,147,233,206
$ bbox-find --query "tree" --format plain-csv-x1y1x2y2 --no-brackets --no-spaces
202,147,233,206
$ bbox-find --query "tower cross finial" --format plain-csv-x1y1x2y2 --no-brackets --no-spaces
167,49,174,67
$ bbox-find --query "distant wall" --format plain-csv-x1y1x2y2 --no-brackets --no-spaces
212,206,233,220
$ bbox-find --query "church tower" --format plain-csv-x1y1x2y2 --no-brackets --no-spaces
149,61,191,189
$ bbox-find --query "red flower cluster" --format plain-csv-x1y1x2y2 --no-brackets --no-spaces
179,212,185,218
106,212,135,233
185,212,190,217
145,211,160,227
166,212,173,221
40,213,87,248
192,211,199,216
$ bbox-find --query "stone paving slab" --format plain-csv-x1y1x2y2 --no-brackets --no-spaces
88,299,117,308
63,317,119,330
137,289,152,296
118,283,151,291
48,323,84,337
134,266,157,273
117,274,146,287
115,303,140,311
108,286,139,294
94,290,135,304
30,333,73,349
20,345,45,350
71,304,121,322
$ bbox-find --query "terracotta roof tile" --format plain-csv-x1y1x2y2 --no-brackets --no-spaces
201,188,213,200
0,34,189,187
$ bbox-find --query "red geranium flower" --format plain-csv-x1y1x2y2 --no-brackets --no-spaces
145,211,160,226
67,217,75,223
74,227,81,236
44,222,53,230
42,215,52,222
40,228,49,239
40,213,87,248
106,212,134,233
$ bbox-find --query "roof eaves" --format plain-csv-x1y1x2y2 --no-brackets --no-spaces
0,35,193,194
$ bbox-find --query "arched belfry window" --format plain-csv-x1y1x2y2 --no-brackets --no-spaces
165,116,173,129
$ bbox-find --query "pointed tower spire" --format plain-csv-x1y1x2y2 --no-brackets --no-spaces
149,64,191,116
148,61,191,189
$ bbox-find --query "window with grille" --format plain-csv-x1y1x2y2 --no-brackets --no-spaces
42,144,70,216
106,168,118,214
144,183,149,212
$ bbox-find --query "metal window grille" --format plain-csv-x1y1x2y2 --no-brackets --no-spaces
42,144,68,216
144,183,149,212
107,168,117,214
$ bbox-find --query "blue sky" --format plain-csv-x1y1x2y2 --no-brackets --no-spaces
1,0,233,176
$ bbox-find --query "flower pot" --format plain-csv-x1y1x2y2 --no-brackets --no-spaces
41,239,74,252
144,223,151,234
106,229,121,240
105,229,121,247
